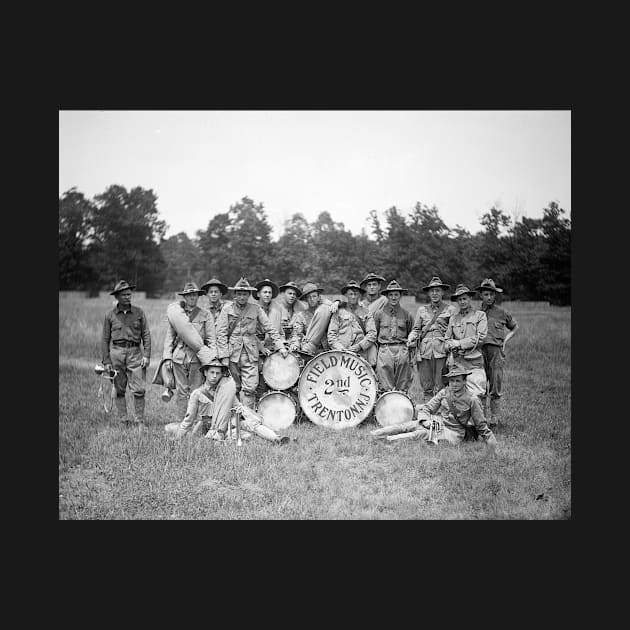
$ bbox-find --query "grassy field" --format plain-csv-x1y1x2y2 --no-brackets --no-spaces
59,295,571,519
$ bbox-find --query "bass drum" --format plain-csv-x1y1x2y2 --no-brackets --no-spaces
297,350,377,430
374,390,415,427
257,391,297,431
262,351,301,391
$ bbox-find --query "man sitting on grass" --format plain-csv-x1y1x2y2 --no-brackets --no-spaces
370,363,497,449
165,358,289,445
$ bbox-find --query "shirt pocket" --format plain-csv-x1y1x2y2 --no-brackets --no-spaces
242,315,257,334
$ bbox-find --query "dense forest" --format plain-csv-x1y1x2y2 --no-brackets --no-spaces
59,186,571,305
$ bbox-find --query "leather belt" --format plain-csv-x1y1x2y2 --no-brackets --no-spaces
113,340,140,347
379,342,406,345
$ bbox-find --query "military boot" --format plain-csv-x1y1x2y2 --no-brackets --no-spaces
176,396,189,420
133,396,147,427
115,396,129,425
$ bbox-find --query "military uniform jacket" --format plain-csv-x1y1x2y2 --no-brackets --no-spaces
359,294,388,315
216,302,284,362
273,298,306,332
101,304,151,365
183,376,235,423
408,302,457,359
256,302,284,351
328,305,377,352
444,309,487,360
207,299,231,325
420,387,493,441
289,298,334,348
481,304,517,347
162,301,216,364
373,304,413,344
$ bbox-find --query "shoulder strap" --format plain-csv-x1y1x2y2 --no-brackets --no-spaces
227,306,244,338
349,309,367,335
419,304,445,341
188,306,201,322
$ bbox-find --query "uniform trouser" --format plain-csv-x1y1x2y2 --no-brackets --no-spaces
110,346,146,420
301,304,332,354
371,416,463,444
176,378,237,437
417,356,447,400
481,344,505,400
172,359,204,417
229,350,259,408
376,345,413,392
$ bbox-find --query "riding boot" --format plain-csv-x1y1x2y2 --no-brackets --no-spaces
133,396,146,425
489,398,500,428
115,396,129,424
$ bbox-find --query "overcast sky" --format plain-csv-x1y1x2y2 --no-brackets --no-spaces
59,110,571,239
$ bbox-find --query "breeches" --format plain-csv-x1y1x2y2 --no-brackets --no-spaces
301,305,332,354
417,357,447,398
481,344,505,399
173,360,204,403
110,346,146,398
376,345,412,392
229,350,259,396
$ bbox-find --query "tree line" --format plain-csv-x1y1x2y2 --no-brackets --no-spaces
59,185,571,304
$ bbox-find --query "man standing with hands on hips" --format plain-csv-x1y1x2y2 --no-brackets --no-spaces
101,280,151,427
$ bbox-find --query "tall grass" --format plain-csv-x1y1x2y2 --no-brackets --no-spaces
59,295,570,519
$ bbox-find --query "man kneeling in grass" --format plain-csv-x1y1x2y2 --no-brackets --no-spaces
165,358,289,445
370,364,497,449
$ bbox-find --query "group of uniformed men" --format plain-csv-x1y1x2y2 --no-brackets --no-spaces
101,272,519,449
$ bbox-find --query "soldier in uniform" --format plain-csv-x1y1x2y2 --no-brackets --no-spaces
359,272,388,314
444,284,488,397
253,278,285,397
369,364,497,449
407,277,456,401
474,278,519,429
200,277,230,324
101,280,151,426
275,281,306,341
372,280,414,392
160,282,217,418
164,358,290,445
327,280,377,366
216,277,288,409
288,282,339,356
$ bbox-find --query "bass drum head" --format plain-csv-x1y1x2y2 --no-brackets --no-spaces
297,350,378,430
374,391,415,427
257,391,297,431
262,351,301,391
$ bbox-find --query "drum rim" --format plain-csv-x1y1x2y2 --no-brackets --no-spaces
262,350,301,389
297,349,378,428
258,390,296,405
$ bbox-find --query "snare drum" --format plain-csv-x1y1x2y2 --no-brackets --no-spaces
262,351,301,391
297,350,378,429
256,390,297,430
374,390,415,427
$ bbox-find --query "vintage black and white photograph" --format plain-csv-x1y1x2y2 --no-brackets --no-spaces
58,109,571,519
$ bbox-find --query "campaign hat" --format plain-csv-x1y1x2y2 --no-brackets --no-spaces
229,277,257,292
177,282,205,296
380,279,408,295
279,281,303,299
340,280,366,295
301,282,324,299
444,363,472,378
200,277,228,295
359,272,386,287
422,276,450,292
110,280,136,295
474,278,504,293
254,278,279,299
450,284,477,301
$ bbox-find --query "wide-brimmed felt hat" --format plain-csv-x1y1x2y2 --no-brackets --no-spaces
381,280,408,295
254,278,279,299
444,363,472,378
474,278,504,293
229,277,257,292
360,272,386,287
450,284,477,301
200,277,228,295
177,282,204,296
200,358,228,374
301,282,324,299
340,280,366,295
422,276,450,292
110,280,136,295
279,281,303,298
